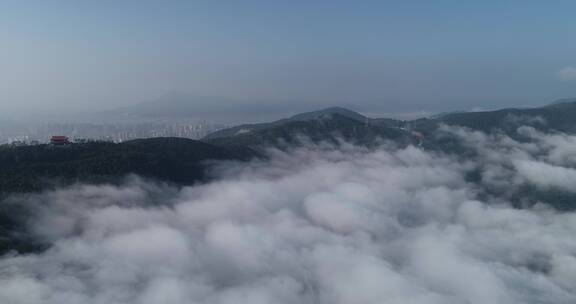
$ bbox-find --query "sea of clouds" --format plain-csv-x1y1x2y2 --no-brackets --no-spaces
1,126,576,303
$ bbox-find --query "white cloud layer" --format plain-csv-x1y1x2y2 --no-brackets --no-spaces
1,127,576,303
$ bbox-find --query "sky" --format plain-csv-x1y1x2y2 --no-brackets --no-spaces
1,0,576,116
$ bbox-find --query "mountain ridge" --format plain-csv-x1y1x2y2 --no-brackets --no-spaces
3,99,576,255
203,98,576,148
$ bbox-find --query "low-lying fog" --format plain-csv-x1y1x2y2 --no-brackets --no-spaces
1,126,576,304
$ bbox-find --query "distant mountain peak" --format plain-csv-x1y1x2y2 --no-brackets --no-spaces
287,107,367,123
546,98,576,108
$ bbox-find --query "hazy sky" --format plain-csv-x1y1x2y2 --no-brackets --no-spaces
1,0,576,115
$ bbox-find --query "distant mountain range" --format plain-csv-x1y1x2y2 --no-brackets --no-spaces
431,98,576,134
202,99,576,149
202,106,415,148
4,98,576,198
4,98,576,196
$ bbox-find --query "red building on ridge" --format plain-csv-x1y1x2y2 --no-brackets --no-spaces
50,136,70,145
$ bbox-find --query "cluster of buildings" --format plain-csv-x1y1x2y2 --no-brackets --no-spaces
3,136,107,147
50,136,70,145
0,121,227,146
